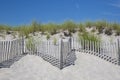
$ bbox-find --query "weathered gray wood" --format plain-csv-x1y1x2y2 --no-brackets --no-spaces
69,37,120,66
1,37,120,69
0,39,24,63
117,39,120,65
60,39,63,69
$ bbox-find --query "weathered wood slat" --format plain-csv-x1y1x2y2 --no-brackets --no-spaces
0,39,24,64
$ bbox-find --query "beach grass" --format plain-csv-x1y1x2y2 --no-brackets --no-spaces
0,20,120,38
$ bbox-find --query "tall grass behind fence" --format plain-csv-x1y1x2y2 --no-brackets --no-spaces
25,38,61,60
0,39,23,63
24,37,76,69
71,37,120,64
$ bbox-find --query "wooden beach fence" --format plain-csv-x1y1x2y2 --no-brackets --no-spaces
71,37,120,65
0,37,120,69
0,38,24,63
24,38,76,69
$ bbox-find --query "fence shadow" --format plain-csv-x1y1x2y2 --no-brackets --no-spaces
0,54,26,68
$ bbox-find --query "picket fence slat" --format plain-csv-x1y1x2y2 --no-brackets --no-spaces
0,39,23,63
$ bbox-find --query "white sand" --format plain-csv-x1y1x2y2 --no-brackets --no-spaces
0,52,120,80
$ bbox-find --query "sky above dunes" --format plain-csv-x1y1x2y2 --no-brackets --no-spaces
0,0,120,25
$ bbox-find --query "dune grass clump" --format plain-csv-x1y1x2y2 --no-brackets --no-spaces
46,33,50,40
116,30,120,36
40,24,46,34
40,23,58,35
94,20,109,34
110,22,120,36
30,21,41,35
45,23,57,35
115,27,120,36
95,21,106,34
78,32,100,42
53,37,57,45
95,20,107,28
0,25,12,34
84,21,94,28
26,37,36,52
62,20,77,33
111,22,120,30
78,32,100,52
78,23,86,32
17,21,41,38
19,26,31,38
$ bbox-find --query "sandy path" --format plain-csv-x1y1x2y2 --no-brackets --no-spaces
0,52,120,80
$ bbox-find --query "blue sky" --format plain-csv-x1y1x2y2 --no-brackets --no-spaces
0,0,120,26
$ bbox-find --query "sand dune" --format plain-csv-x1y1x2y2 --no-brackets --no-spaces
0,52,120,80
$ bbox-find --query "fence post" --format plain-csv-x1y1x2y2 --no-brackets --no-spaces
60,38,74,69
22,35,25,54
60,39,63,69
69,37,72,50
117,39,120,65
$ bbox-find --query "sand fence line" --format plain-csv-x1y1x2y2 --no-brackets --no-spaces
0,37,120,69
